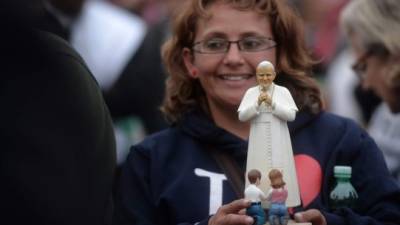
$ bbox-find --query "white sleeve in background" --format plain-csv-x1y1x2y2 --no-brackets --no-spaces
71,0,147,91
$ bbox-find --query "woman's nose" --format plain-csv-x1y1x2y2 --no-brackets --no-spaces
222,43,245,66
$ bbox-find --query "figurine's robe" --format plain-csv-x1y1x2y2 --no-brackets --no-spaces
238,83,300,208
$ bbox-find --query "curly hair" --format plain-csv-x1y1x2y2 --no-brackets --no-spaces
161,0,323,123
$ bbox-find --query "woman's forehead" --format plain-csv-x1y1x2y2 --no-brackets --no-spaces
193,2,272,37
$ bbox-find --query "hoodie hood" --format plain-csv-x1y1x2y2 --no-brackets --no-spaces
177,107,321,157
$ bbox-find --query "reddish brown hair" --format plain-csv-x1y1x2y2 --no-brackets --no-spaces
269,169,286,189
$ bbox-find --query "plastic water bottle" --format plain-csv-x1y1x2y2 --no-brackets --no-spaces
329,166,358,210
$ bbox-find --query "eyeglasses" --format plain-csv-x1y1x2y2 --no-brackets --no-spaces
351,43,389,80
351,51,371,80
192,37,277,54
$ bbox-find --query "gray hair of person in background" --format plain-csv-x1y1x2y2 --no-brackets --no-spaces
340,0,400,86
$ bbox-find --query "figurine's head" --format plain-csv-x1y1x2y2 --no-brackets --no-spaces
269,169,286,189
248,169,262,185
256,61,276,88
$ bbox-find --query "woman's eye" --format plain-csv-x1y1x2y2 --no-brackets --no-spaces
205,40,226,50
242,39,262,49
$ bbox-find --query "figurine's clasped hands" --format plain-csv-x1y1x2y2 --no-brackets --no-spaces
208,199,254,225
265,94,272,105
258,93,272,106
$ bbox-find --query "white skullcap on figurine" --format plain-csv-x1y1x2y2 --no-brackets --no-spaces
257,61,275,75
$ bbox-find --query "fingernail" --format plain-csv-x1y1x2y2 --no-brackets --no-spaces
294,212,303,221
245,216,254,224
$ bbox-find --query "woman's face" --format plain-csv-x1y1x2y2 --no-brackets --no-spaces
350,33,398,111
183,2,277,114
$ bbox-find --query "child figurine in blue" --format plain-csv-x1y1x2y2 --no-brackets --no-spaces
267,169,289,225
245,169,267,225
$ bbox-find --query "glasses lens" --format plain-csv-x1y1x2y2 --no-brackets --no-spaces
351,55,368,79
193,38,228,53
240,38,276,52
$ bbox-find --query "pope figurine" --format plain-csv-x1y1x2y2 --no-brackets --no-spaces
238,60,300,208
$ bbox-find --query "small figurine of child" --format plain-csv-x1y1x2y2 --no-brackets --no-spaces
245,169,267,225
267,169,289,225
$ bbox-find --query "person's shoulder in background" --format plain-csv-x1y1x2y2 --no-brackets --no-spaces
0,13,116,225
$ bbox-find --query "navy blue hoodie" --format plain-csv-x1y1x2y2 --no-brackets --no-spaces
114,108,400,225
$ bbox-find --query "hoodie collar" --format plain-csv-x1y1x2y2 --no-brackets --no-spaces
178,107,321,154
178,108,247,155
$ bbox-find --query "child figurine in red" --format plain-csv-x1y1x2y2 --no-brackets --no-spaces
267,169,289,225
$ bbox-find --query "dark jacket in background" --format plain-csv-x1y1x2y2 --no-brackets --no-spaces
0,8,116,224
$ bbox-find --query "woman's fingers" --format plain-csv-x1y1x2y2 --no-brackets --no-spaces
294,209,327,225
209,199,254,225
213,213,254,225
219,199,251,214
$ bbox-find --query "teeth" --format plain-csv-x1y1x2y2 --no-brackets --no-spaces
220,75,251,81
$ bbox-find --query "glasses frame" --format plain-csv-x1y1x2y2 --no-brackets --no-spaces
191,37,277,54
351,51,372,80
351,43,390,80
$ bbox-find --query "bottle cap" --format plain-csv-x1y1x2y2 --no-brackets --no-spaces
334,165,352,178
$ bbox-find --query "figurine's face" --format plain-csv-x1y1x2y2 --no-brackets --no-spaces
182,2,277,113
257,71,276,88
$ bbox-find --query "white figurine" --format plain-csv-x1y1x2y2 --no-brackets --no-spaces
238,60,300,207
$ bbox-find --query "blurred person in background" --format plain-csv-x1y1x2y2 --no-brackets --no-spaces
290,0,381,125
0,0,116,224
341,0,400,182
109,0,147,15
109,0,164,25
40,0,169,164
105,0,183,163
296,0,382,126
289,0,348,78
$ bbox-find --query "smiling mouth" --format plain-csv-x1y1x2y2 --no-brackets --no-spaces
218,74,253,81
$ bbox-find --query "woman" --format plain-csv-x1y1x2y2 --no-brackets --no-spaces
340,0,400,182
113,1,400,225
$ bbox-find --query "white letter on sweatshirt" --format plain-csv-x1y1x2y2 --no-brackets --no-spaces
194,168,227,215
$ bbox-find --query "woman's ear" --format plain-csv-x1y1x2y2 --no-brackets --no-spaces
182,47,199,78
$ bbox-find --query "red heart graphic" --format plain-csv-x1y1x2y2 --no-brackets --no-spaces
294,154,322,207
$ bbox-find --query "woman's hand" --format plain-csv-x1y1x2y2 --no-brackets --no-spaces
294,209,327,225
208,199,254,225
